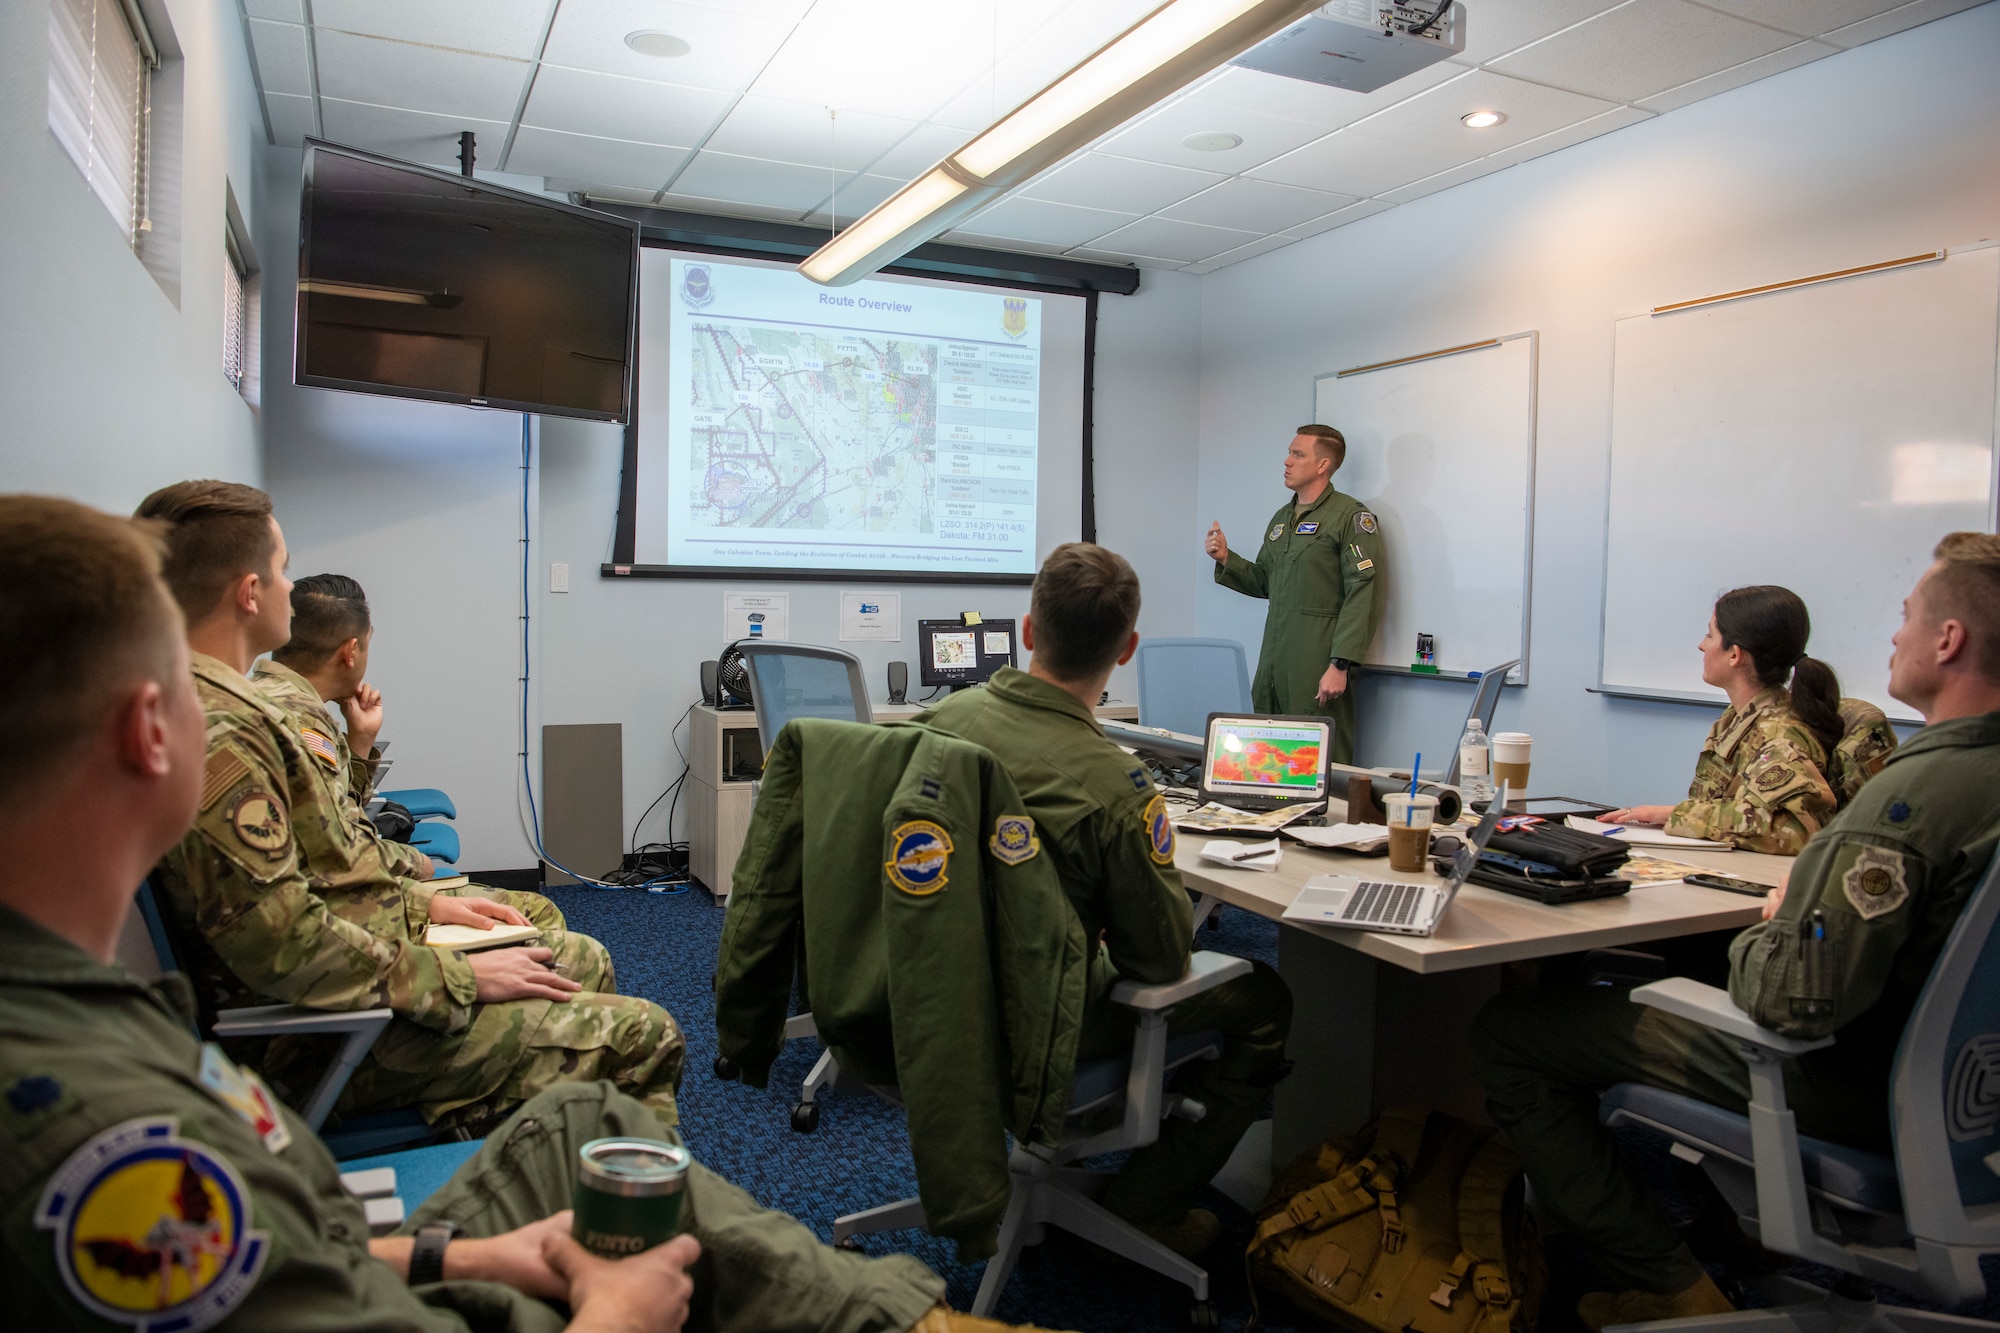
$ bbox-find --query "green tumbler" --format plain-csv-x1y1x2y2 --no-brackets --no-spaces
572,1137,690,1258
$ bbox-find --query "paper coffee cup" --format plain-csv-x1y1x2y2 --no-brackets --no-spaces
1492,732,1532,794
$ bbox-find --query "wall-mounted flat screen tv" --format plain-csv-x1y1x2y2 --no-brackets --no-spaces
297,139,640,422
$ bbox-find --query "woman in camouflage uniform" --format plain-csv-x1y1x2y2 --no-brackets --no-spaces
1607,586,1843,854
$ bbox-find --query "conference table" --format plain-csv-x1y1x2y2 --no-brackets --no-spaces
1172,813,1791,1166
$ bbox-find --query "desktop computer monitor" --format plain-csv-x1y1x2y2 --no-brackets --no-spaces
917,618,1017,690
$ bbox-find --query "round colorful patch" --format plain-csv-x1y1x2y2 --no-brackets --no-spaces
1144,794,1176,866
886,820,953,896
228,793,289,859
1268,523,1285,543
989,815,1040,867
35,1118,268,1332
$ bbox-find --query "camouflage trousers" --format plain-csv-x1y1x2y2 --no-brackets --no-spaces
398,1080,945,1333
331,927,683,1131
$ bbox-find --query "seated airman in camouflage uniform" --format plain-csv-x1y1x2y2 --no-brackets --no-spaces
1608,586,1844,854
1830,696,1899,806
1478,540,2000,1331
137,482,682,1134
253,572,565,932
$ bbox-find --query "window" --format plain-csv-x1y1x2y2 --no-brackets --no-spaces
48,0,156,245
223,228,248,391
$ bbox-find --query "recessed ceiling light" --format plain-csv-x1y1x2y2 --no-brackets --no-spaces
625,30,691,58
1182,131,1243,152
1461,110,1505,128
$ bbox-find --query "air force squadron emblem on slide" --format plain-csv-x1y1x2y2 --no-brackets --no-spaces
680,264,715,310
1001,296,1029,340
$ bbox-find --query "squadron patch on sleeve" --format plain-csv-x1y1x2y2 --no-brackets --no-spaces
1841,845,1910,921
298,728,340,771
989,815,1041,866
35,1117,270,1333
1752,765,1795,792
1268,522,1285,543
886,820,953,896
228,793,290,860
1354,511,1379,534
1143,794,1176,866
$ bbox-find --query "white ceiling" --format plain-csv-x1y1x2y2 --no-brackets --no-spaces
243,0,1990,274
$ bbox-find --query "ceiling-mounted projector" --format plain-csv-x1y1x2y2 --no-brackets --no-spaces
1230,1,1465,93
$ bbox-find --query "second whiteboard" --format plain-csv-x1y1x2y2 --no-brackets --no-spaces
1314,333,1536,679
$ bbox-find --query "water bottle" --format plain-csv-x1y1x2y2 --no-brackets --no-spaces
1459,718,1494,805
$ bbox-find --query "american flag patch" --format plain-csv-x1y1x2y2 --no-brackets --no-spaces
300,728,340,770
201,749,250,809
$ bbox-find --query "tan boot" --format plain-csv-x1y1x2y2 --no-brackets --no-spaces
1137,1207,1222,1259
1577,1272,1735,1331
906,1305,1080,1333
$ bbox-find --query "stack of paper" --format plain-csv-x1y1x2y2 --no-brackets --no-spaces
1174,801,1323,834
1566,816,1732,852
1282,822,1391,852
1198,839,1283,871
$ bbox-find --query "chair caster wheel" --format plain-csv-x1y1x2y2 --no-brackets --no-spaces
1190,1299,1218,1331
713,1056,739,1080
790,1102,820,1133
1205,909,1222,929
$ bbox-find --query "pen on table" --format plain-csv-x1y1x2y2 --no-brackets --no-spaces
1225,844,1279,862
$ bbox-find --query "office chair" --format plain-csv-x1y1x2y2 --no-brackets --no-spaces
1443,658,1521,786
1135,637,1253,739
727,640,874,1128
1596,845,2000,1331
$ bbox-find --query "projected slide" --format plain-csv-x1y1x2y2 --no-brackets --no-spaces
662,256,1042,574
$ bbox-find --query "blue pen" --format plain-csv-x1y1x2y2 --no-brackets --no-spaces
1813,909,1825,941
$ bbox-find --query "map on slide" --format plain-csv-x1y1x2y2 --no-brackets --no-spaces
685,320,937,533
1208,731,1324,788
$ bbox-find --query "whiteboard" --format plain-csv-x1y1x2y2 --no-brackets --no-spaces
1600,246,2000,721
1314,333,1536,679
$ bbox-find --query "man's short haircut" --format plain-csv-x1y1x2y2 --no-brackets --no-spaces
1029,542,1143,681
1927,531,2000,681
0,496,183,805
273,574,371,669
133,480,275,622
1296,423,1346,471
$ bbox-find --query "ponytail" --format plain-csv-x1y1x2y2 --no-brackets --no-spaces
1714,584,1845,755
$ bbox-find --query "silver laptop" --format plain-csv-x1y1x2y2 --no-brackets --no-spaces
1282,784,1509,937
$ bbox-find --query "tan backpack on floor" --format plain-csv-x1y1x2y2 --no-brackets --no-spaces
1248,1108,1543,1333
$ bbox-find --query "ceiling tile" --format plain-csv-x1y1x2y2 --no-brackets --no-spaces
1066,247,1188,272
1248,125,1481,196
926,62,1061,133
866,122,967,178
543,178,662,205
1636,38,1836,111
704,97,915,172
1093,97,1334,173
675,0,816,19
937,231,1075,257
1447,0,1628,64
1479,103,1654,168
802,173,911,226
314,30,530,121
1283,198,1395,237
1086,216,1262,264
1195,62,1464,131
653,191,806,222
540,1,796,92
1182,233,1301,274
246,19,310,97
1020,153,1225,215
263,91,316,146
1488,0,1800,102
948,195,1134,249
1692,0,1907,38
311,0,554,61
317,99,512,169
522,65,726,147
747,7,990,120
1161,177,1358,231
667,150,850,212
1015,0,1174,71
504,126,691,191
1818,0,1992,47
243,0,303,22
1378,155,1513,204
1352,69,1622,152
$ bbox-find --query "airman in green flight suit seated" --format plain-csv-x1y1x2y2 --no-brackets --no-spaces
0,493,1053,1333
1205,424,1385,766
920,542,1294,1259
1471,532,2000,1332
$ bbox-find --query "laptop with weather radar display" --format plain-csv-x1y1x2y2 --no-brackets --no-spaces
1195,714,1332,814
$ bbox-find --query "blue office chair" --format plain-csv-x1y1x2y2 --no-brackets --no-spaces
1597,845,2000,1329
1135,637,1253,739
406,821,461,866
378,788,457,821
724,641,873,1128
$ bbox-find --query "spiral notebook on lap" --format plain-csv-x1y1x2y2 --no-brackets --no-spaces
424,922,542,952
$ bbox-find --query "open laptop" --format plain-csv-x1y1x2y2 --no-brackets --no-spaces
1196,713,1333,814
1282,783,1510,937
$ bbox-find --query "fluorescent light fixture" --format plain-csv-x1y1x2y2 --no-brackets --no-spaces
798,0,1321,286
1460,110,1504,128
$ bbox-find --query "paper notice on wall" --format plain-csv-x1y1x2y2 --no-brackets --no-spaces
724,592,789,643
839,591,901,641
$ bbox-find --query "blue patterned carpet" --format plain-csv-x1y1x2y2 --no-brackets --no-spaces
542,884,1998,1333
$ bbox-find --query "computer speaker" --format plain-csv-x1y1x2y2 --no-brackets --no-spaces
887,661,908,704
699,659,719,706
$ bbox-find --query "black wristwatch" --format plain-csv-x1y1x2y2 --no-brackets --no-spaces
408,1221,458,1286
1330,658,1353,672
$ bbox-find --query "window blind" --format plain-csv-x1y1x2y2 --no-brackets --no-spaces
48,0,155,244
223,231,248,391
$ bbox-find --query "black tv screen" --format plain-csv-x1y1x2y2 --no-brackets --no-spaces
297,140,639,422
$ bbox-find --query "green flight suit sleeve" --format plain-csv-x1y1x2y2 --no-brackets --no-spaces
1093,789,1194,986
177,721,477,1034
1726,831,1927,1041
1214,548,1269,599
1668,735,1838,854
1326,510,1384,664
714,728,808,1088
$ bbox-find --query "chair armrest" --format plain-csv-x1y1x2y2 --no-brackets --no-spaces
1110,951,1251,1011
211,1005,394,1039
1630,978,1832,1057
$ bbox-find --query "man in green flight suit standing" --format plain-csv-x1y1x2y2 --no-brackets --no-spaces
1206,424,1385,765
